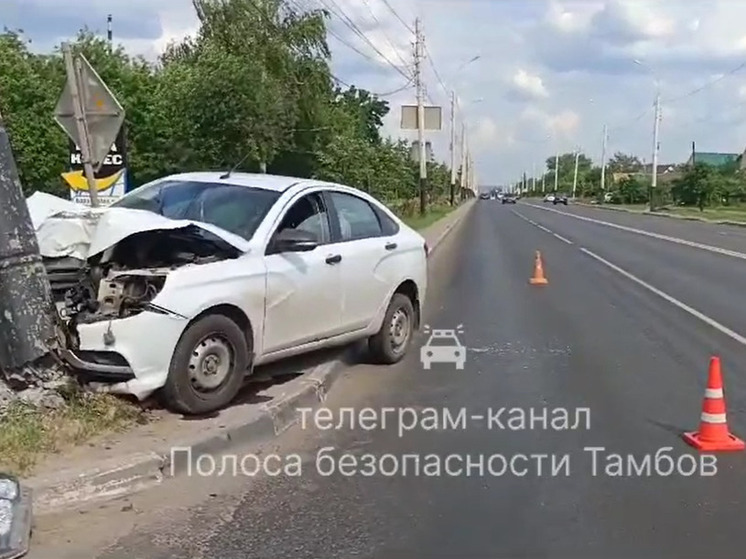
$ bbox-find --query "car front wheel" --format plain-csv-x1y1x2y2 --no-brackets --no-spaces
369,293,415,364
162,314,250,415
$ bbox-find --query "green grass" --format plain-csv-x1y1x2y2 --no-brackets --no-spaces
666,206,746,222
401,203,453,230
588,202,746,223
0,393,147,476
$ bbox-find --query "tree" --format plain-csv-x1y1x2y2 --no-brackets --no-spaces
545,152,592,192
0,0,451,209
608,152,642,173
618,175,647,204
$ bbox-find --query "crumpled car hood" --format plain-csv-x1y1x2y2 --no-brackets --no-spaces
26,192,252,260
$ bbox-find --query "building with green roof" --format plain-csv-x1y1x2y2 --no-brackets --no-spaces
686,152,740,167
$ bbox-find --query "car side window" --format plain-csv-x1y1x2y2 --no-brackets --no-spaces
274,193,331,244
328,192,383,241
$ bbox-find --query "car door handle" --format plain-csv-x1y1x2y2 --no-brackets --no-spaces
325,254,342,264
385,242,397,250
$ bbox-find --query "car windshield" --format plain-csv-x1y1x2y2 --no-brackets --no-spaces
111,179,281,240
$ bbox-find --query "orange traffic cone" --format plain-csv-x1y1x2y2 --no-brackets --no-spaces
683,356,745,451
529,251,548,285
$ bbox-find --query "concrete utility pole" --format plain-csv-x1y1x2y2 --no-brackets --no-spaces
459,122,466,199
542,171,545,193
529,162,534,193
554,152,559,192
0,109,57,373
650,89,661,211
600,124,608,194
414,18,427,215
572,149,580,199
449,90,456,206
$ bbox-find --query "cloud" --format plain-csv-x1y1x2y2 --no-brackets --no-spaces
509,69,549,101
11,0,746,185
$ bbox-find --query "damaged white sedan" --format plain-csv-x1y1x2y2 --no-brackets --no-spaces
29,172,428,414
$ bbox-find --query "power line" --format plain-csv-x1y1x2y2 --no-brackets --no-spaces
664,61,746,103
332,74,413,97
360,0,410,69
608,107,652,133
379,0,415,33
423,42,449,99
315,0,412,80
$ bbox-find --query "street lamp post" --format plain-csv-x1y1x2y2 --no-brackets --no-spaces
634,59,661,212
572,148,580,199
449,55,481,206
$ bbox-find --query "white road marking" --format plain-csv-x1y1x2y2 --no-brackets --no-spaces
511,209,574,245
527,204,746,262
579,247,746,346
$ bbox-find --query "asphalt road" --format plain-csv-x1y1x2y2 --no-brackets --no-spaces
29,200,746,559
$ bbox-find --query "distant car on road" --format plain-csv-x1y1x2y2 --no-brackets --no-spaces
553,193,568,205
479,192,490,200
543,194,555,203
502,194,517,204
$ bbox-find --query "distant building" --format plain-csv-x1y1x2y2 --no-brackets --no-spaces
686,152,740,168
612,164,678,185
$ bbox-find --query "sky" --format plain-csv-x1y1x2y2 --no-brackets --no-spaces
6,0,746,186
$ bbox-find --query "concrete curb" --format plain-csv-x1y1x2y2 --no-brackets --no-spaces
573,202,746,228
28,361,345,515
427,199,475,256
27,202,472,515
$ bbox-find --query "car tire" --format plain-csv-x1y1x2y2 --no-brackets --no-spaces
162,314,250,415
368,293,415,364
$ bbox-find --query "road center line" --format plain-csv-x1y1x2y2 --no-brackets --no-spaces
511,209,574,245
552,233,573,244
526,204,746,262
580,247,746,346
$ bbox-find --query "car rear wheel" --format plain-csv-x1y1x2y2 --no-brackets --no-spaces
162,314,249,415
369,293,415,364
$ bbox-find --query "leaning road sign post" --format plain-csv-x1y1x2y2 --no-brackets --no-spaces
54,43,125,207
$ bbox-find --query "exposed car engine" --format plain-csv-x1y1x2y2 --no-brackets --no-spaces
46,226,241,324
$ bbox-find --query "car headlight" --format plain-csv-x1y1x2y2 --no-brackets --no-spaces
0,474,32,559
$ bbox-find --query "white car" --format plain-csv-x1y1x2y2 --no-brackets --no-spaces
29,172,428,414
543,194,555,203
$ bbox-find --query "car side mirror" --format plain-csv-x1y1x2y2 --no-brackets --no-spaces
273,228,318,252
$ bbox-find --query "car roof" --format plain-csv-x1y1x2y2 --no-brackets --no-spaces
159,171,320,193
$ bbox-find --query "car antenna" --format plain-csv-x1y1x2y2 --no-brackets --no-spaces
220,151,253,179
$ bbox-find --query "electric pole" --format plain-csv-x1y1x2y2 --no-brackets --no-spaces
531,162,535,194
107,14,113,48
449,90,456,206
0,109,57,376
414,18,427,215
554,152,559,192
650,89,661,211
542,171,546,193
572,149,580,199
600,124,608,196
459,122,466,200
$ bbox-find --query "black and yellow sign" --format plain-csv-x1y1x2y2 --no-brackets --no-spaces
63,127,128,194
